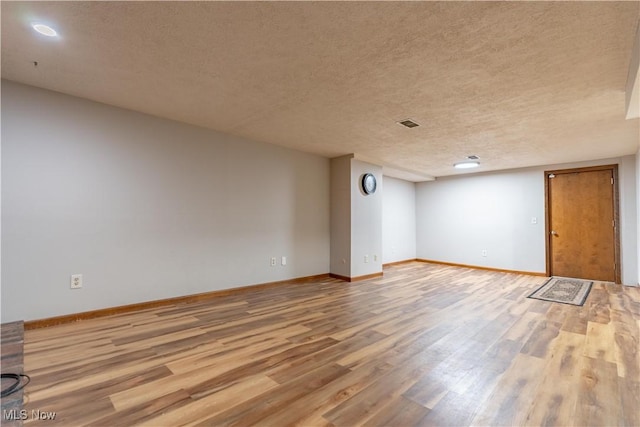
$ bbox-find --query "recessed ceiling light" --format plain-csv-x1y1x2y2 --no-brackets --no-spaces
32,23,57,37
454,161,480,169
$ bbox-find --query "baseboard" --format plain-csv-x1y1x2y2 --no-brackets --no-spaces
24,273,331,330
382,259,418,268
416,259,547,277
23,259,546,329
329,272,384,282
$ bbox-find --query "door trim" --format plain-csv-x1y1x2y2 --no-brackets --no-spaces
544,164,621,283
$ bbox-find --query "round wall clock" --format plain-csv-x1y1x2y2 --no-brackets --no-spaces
361,173,377,195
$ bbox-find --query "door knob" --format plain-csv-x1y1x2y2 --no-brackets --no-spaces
550,230,558,236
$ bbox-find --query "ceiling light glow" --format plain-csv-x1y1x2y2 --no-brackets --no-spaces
32,23,57,37
454,161,480,169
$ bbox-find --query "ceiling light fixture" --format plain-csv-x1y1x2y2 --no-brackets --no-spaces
454,161,480,169
31,23,57,37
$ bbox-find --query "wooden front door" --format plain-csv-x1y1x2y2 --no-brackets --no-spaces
546,166,618,282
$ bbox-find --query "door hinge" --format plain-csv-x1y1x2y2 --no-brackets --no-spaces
549,174,555,179
611,177,614,185
613,219,615,228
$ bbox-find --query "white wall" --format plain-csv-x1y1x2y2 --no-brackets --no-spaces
350,159,382,277
637,149,640,285
1,81,330,322
416,168,545,273
382,176,416,264
330,155,352,277
619,155,638,284
416,157,639,285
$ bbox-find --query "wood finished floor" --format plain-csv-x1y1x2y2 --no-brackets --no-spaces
21,262,640,426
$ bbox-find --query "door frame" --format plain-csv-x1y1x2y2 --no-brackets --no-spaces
544,164,621,283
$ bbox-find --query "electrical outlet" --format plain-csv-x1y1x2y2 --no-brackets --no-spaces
481,250,488,257
70,274,83,289
281,256,287,266
531,217,538,224
364,255,369,263
270,257,276,267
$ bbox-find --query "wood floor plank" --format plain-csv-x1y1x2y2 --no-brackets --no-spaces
610,308,640,379
522,331,586,426
268,330,387,385
138,373,280,427
93,389,191,426
255,359,394,427
618,379,640,427
17,262,640,426
574,356,623,426
470,353,548,426
560,305,589,335
193,363,350,426
185,337,340,400
361,395,430,427
27,365,173,411
583,321,617,363
323,362,426,426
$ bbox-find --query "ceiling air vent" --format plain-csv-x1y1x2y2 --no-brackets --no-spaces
398,119,419,128
467,155,479,160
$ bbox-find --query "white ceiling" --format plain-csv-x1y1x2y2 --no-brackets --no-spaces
2,1,639,180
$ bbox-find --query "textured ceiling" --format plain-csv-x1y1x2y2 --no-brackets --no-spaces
2,1,639,179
